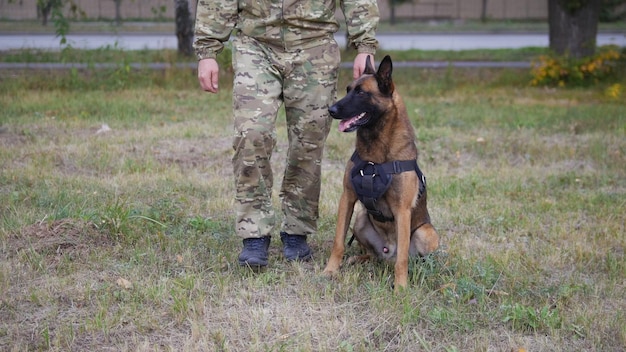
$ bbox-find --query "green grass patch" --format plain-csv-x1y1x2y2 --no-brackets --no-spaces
1,45,549,64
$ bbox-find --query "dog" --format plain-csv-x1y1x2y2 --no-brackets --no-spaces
323,55,440,290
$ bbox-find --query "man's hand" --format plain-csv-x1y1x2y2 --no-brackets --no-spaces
353,53,375,79
198,58,220,93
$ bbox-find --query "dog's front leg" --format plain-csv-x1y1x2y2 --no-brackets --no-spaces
323,191,356,276
394,208,412,290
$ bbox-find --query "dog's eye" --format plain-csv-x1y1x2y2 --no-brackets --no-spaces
356,88,368,96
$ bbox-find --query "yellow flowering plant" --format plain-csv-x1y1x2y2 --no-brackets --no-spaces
530,47,624,87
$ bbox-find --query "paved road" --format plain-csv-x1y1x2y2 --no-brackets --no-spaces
1,32,625,51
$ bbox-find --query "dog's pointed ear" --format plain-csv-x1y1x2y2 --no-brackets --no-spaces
363,55,376,75
376,55,394,96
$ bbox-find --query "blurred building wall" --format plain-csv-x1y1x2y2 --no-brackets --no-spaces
0,0,550,21
5,1,624,23
382,0,548,21
0,0,177,20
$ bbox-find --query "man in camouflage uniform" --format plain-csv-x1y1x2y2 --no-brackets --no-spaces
194,0,379,267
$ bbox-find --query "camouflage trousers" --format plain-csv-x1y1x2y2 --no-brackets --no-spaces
231,33,341,239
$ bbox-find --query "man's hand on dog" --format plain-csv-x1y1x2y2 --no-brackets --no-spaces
353,53,375,79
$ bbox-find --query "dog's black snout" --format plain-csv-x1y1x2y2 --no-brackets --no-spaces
328,104,339,118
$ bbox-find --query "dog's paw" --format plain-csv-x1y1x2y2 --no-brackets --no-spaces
322,268,336,276
322,265,340,278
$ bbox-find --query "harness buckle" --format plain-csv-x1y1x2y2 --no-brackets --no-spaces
359,161,376,177
392,160,401,174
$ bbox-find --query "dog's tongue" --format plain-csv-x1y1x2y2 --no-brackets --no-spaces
338,120,350,132
338,116,359,132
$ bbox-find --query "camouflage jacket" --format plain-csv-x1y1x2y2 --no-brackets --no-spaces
193,0,379,60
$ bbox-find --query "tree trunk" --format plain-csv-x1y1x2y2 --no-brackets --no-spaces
113,0,122,26
548,0,601,58
38,0,55,26
481,0,488,22
175,0,194,56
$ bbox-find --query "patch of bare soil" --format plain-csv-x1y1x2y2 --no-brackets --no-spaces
0,126,30,147
152,138,232,174
9,218,112,265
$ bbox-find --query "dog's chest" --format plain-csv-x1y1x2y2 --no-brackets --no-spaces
349,151,422,223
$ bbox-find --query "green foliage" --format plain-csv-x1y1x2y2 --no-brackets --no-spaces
560,0,591,13
52,5,70,45
34,0,85,47
501,303,563,333
94,198,165,242
530,47,625,87
151,5,168,20
187,216,228,234
600,0,626,21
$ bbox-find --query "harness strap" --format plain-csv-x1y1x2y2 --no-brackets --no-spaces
347,222,428,248
351,152,420,175
350,151,426,222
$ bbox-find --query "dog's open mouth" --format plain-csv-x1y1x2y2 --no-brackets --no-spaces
338,112,368,132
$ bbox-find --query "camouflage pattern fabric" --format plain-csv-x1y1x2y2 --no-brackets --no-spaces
193,0,379,60
231,33,341,239
193,0,379,239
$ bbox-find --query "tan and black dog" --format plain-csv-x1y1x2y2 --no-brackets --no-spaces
323,55,439,290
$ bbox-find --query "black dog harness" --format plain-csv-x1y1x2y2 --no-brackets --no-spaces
350,151,426,223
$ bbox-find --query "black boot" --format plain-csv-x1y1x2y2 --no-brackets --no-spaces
280,232,312,261
238,236,271,267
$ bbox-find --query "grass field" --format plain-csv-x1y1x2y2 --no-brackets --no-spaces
0,51,625,351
